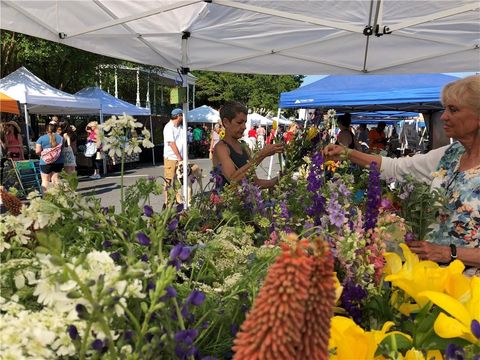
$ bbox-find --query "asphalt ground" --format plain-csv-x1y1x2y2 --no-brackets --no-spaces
76,156,282,211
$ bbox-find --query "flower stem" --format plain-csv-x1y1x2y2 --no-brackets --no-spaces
120,147,126,213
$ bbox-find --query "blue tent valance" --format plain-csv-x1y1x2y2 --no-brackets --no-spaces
279,74,460,111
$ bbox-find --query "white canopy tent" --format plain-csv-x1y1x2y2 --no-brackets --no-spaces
186,105,220,124
0,67,100,149
3,0,477,203
247,112,273,127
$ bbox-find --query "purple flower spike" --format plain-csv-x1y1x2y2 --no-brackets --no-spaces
178,247,191,261
143,205,154,217
176,204,184,213
110,252,121,262
136,232,151,246
405,232,416,242
168,218,179,231
187,290,206,306
169,244,183,260
174,329,198,345
445,343,465,360
160,286,177,302
67,325,79,340
102,240,112,248
471,319,480,339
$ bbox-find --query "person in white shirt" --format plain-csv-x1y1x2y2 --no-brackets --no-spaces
163,108,184,204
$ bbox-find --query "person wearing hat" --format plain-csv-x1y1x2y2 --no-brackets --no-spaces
1,121,24,160
163,108,185,204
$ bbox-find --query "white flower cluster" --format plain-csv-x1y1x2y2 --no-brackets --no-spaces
0,296,80,359
99,114,154,158
34,250,145,318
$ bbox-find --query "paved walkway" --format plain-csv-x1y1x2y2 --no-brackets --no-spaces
76,156,281,211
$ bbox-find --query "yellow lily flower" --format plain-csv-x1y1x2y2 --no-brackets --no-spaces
384,244,465,314
333,272,343,303
329,316,412,359
419,276,480,345
396,349,443,360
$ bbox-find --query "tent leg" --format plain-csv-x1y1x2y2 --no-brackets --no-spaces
99,110,107,175
23,104,31,159
181,33,189,208
149,115,155,166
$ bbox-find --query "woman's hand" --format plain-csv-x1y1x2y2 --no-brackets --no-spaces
259,143,284,158
322,144,344,161
406,240,450,263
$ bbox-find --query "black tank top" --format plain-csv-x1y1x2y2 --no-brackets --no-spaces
336,131,355,149
219,140,250,185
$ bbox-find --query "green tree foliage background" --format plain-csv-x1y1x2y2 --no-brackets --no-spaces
1,31,303,115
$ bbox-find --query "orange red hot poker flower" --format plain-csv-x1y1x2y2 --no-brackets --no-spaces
233,236,335,360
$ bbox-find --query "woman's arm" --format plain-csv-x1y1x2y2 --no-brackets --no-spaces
215,142,284,184
35,143,42,156
323,144,382,168
407,240,480,268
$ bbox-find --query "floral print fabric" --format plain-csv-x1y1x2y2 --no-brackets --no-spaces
427,142,480,249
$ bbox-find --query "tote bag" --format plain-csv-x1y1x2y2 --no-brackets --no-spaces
84,141,97,157
40,143,63,164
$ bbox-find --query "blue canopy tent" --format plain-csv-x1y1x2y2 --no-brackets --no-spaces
279,74,460,112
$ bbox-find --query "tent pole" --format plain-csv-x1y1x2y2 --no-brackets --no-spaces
181,32,189,208
150,114,155,166
23,103,31,159
267,107,281,179
99,110,107,175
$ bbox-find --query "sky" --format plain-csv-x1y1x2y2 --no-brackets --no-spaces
300,72,477,87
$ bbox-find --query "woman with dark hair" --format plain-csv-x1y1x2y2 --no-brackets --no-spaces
2,121,24,160
36,123,64,191
58,120,77,174
336,113,356,149
212,101,284,189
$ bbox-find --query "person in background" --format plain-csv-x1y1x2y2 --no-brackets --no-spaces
336,113,356,149
213,101,284,189
356,123,369,152
247,125,257,149
323,75,480,274
257,124,266,148
58,120,76,174
36,123,64,192
163,108,185,204
368,121,387,153
1,121,24,161
209,123,221,159
86,121,102,179
283,122,298,144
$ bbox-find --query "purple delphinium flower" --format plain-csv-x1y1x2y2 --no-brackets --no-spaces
67,325,79,340
75,304,89,320
102,240,112,248
306,151,326,225
186,289,206,306
174,329,199,360
176,203,184,213
239,178,266,216
109,251,121,262
159,286,177,302
471,319,480,339
148,175,156,181
364,161,381,231
143,205,154,217
91,339,104,351
140,254,149,262
210,165,224,191
168,244,191,270
445,343,465,360
404,232,416,242
340,280,367,324
136,232,151,246
168,218,179,232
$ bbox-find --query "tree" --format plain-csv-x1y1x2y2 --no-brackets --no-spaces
193,71,303,114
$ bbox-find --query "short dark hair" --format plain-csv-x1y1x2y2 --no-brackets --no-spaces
338,113,351,127
220,101,247,121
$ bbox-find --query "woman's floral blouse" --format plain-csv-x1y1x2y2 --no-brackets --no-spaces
428,142,480,249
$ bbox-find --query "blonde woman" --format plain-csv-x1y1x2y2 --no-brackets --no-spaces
209,123,221,159
86,121,102,179
36,123,64,191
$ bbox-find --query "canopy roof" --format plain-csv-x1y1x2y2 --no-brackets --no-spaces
248,112,272,126
1,1,478,75
0,67,100,114
75,87,151,116
0,91,20,114
279,73,461,111
186,105,220,123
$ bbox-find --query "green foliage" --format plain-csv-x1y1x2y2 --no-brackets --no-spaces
193,70,303,113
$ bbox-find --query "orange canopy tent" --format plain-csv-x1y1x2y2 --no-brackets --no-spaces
0,92,20,114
